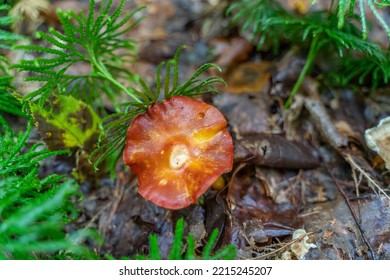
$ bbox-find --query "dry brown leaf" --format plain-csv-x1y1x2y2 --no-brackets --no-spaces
223,62,272,94
234,134,320,169
210,37,253,73
212,93,269,137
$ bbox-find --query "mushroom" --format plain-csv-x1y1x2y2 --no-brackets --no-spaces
123,96,234,209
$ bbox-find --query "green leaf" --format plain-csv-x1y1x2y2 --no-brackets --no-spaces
29,95,100,151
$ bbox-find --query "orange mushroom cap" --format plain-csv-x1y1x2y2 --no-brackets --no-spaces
123,96,234,209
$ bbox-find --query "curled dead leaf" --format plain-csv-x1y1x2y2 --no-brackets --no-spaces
234,134,320,169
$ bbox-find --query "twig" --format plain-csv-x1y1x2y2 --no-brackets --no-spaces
250,231,314,259
74,202,111,244
99,172,128,236
298,211,319,218
84,202,111,231
106,173,126,229
83,173,127,238
344,152,390,200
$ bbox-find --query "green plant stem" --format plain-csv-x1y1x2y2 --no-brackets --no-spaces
90,55,142,104
285,36,322,109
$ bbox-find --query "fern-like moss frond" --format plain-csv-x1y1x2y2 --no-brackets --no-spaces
136,218,236,260
330,50,390,86
229,1,385,58
0,4,24,49
12,0,144,108
227,0,287,53
312,0,390,40
228,0,389,104
0,122,100,259
0,5,26,117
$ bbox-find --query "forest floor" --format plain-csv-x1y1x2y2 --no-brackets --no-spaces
8,0,390,259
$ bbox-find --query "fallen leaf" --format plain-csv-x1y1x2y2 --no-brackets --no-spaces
234,133,320,169
210,37,253,73
271,49,305,98
30,95,104,182
212,93,269,137
204,188,229,247
223,62,272,94
223,165,303,256
30,95,100,151
303,195,390,259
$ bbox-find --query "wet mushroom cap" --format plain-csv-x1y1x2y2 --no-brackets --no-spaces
123,96,234,209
